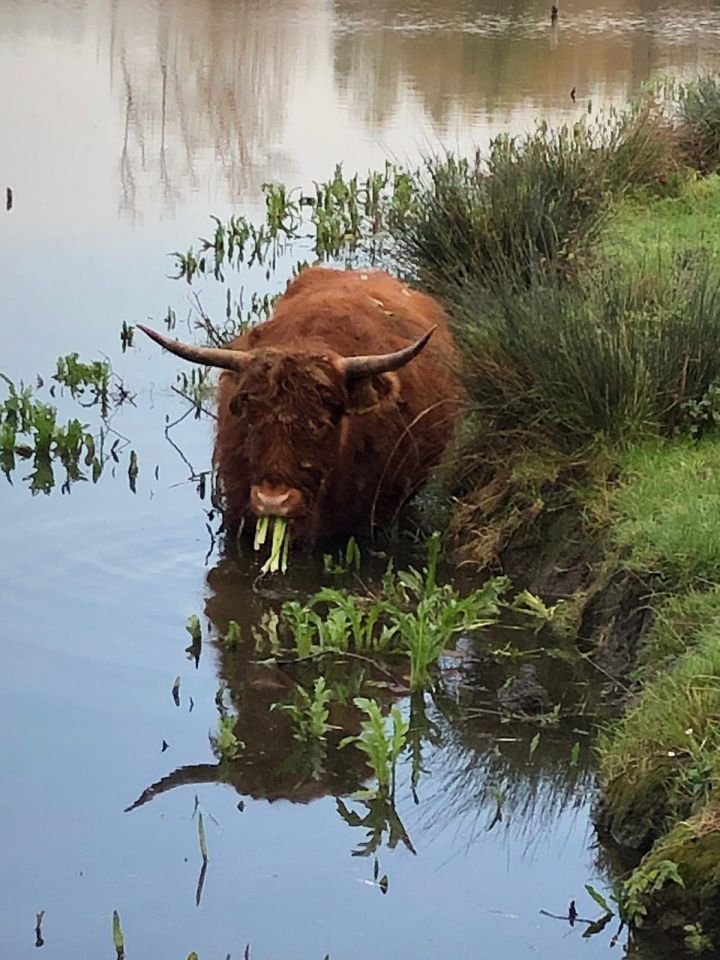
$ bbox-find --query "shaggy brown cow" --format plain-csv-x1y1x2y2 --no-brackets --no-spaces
140,266,461,542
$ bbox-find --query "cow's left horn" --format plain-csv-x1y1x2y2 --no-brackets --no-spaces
340,326,437,380
138,325,250,372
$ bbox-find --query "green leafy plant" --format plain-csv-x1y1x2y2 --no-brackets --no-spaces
0,373,103,492
212,714,244,760
684,922,714,953
341,698,409,798
253,534,508,691
275,677,333,742
621,858,685,926
54,353,111,411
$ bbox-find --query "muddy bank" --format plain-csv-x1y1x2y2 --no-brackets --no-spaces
460,453,720,949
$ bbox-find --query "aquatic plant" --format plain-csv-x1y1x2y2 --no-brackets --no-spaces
112,910,125,959
0,373,103,493
340,697,408,799
212,714,244,761
274,677,333,742
323,536,362,575
253,516,291,574
53,352,111,412
254,534,508,690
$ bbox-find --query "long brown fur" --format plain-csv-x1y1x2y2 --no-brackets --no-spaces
214,266,462,542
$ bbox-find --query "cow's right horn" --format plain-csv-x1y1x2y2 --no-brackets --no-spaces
138,325,250,372
340,326,436,380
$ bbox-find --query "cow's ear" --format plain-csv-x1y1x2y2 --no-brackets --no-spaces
345,373,400,415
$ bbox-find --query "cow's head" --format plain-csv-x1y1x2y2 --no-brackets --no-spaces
139,324,434,538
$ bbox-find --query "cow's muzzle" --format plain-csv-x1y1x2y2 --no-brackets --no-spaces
250,483,304,518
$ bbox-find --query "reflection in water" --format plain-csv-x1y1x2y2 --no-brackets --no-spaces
3,0,720,223
127,541,599,876
109,0,322,220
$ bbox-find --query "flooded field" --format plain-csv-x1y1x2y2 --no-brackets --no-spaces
2,0,719,956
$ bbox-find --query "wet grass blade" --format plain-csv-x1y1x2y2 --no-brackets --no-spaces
112,910,124,959
197,811,208,862
585,883,613,915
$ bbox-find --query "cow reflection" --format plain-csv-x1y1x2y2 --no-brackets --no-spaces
127,547,390,809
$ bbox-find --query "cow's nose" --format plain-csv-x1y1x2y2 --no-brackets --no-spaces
250,484,303,517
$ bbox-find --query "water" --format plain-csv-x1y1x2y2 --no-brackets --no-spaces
1,0,718,956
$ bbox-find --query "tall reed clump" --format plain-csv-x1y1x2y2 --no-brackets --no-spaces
394,124,613,294
677,75,720,174
446,260,720,456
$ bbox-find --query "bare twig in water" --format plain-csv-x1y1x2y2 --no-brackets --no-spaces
261,650,404,687
34,910,45,947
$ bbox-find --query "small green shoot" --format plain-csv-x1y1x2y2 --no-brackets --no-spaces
222,620,242,649
212,714,244,760
186,615,202,644
112,910,125,959
274,677,333,742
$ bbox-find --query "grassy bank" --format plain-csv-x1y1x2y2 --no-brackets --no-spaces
593,438,720,943
381,80,720,946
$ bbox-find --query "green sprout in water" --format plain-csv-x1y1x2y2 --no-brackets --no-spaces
212,713,244,761
275,677,333,742
341,698,409,799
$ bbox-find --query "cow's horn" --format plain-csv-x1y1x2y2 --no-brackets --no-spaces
340,326,437,380
138,325,250,372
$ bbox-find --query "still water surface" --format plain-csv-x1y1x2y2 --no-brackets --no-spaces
2,0,719,956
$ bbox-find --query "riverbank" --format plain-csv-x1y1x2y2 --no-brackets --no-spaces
483,173,720,947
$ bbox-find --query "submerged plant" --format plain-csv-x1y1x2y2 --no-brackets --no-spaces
212,714,244,761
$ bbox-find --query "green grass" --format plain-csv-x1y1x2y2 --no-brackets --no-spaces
636,587,720,680
600,175,720,271
609,438,720,585
597,618,720,928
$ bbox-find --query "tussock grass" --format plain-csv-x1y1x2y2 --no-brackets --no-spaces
678,75,720,174
396,128,610,293
636,587,720,680
448,264,720,456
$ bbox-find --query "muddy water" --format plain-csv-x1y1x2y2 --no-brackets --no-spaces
1,0,718,956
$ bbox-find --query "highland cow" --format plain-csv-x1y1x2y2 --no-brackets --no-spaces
140,266,461,542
